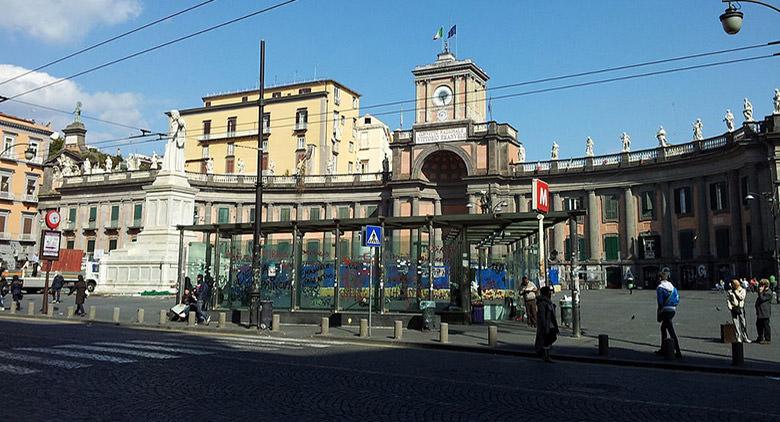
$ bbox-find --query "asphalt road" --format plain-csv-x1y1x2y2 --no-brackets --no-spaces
0,318,778,421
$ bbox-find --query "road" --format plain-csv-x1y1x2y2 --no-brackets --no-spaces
0,318,778,421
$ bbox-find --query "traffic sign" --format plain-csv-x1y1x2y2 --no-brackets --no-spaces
45,210,61,229
363,225,382,248
532,178,550,213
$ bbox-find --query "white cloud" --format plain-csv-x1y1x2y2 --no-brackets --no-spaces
0,0,142,43
0,64,149,142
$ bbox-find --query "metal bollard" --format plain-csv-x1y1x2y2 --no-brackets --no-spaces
598,334,609,356
188,311,196,327
732,342,745,366
488,325,498,347
27,301,35,316
88,306,96,321
319,317,329,335
159,309,167,325
67,306,75,318
10,302,16,314
218,312,226,328
359,318,369,337
136,308,144,324
662,338,675,360
440,322,449,344
394,320,403,340
112,307,120,324
272,314,280,332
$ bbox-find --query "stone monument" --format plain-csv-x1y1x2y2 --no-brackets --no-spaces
656,126,670,147
551,141,559,160
743,98,754,122
692,119,704,141
724,110,735,132
774,89,780,115
620,132,631,152
585,137,594,157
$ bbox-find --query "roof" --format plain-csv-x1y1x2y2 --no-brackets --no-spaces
0,112,54,136
202,79,361,101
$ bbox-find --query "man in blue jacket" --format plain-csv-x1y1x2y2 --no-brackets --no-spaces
655,271,682,358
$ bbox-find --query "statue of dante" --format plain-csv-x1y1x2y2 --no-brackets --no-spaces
551,141,559,160
724,110,735,132
162,110,186,173
585,137,594,157
743,98,754,122
692,118,704,141
620,132,631,152
656,126,669,147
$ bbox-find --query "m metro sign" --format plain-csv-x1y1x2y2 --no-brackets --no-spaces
532,178,550,213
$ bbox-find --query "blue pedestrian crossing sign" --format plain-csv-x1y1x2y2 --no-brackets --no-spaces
363,225,382,248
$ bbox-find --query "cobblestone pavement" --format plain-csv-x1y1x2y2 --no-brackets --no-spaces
1,319,779,421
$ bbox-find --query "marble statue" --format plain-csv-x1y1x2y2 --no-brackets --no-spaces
585,137,594,157
326,158,335,175
692,118,704,141
382,154,390,173
162,110,186,173
51,166,63,187
83,158,92,175
551,141,559,160
774,89,780,115
743,98,754,122
724,110,735,132
126,154,139,171
268,160,276,175
656,126,669,147
205,157,214,174
150,151,159,170
73,101,82,123
236,157,246,175
105,156,113,173
620,132,631,152
518,143,526,163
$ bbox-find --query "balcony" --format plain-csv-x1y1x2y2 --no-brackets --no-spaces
22,194,38,203
129,218,143,228
85,220,97,230
106,220,120,230
0,191,14,201
18,233,35,242
0,232,10,240
295,122,308,131
62,221,76,231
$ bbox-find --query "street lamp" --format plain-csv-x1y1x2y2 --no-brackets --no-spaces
745,191,779,279
466,187,508,214
0,142,37,161
720,1,780,35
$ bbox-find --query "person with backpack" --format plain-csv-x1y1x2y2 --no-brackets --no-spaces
655,272,682,358
727,279,750,343
51,272,65,304
10,275,23,311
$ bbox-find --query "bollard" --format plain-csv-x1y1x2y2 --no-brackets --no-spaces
359,318,369,337
10,302,16,314
662,338,675,361
46,305,54,318
112,307,120,324
159,309,167,325
598,334,609,356
136,308,144,324
67,306,75,318
218,312,226,328
272,314,280,332
27,301,35,316
188,311,196,327
88,306,96,321
488,325,498,347
319,317,329,335
440,322,449,344
394,320,403,340
732,342,745,366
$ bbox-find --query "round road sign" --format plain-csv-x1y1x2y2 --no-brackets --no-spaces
45,210,61,230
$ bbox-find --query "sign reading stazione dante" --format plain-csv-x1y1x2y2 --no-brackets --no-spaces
532,178,550,214
415,127,467,144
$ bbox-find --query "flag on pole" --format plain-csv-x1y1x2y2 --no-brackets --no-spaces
433,27,443,40
447,25,457,38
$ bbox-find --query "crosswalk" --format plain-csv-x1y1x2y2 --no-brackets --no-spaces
0,335,338,375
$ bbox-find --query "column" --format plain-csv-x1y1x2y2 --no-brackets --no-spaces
696,177,711,257
661,183,674,259
411,197,420,263
204,202,212,224
729,171,744,257
392,198,401,255
434,199,443,258
324,202,333,259
236,203,244,224
552,193,565,256
587,190,599,261
623,186,637,258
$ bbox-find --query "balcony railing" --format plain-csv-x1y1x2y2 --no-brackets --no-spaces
185,172,385,187
18,233,35,242
22,194,38,203
0,191,13,200
295,122,308,131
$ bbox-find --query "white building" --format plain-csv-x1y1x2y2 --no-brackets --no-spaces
353,114,391,174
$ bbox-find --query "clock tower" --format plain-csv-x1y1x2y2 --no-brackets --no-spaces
412,50,489,126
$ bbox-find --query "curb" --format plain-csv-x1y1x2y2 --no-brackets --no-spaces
2,313,777,378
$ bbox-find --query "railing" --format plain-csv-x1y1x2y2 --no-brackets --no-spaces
295,122,307,131
0,191,14,200
628,149,657,162
18,233,35,241
22,194,38,203
63,170,158,184
198,129,258,142
700,135,728,150
665,143,696,157
185,171,385,186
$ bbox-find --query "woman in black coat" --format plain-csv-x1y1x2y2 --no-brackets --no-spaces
756,279,772,344
10,275,23,311
535,286,560,362
74,275,87,317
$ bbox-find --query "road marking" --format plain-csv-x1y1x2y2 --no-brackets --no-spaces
131,339,281,353
16,347,136,363
55,345,179,359
95,342,214,355
0,350,90,369
0,363,38,375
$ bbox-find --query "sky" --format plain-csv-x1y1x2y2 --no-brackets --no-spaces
0,0,778,161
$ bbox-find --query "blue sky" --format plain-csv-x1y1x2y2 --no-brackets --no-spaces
0,0,777,161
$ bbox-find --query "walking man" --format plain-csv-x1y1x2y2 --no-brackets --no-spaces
10,275,23,311
74,275,87,316
534,286,559,362
727,279,751,343
520,276,538,327
655,272,682,358
755,279,772,344
51,272,64,304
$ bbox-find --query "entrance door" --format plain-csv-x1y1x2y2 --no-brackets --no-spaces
606,267,622,289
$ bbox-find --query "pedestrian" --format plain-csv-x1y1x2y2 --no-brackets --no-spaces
197,275,212,312
627,276,636,295
10,275,23,311
0,276,8,311
534,286,559,363
182,288,209,325
51,271,64,304
74,275,87,316
727,279,750,343
755,279,772,344
655,272,682,358
520,276,538,327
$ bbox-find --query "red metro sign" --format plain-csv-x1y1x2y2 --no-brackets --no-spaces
532,179,550,214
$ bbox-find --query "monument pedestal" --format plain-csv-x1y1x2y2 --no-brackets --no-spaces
100,172,198,294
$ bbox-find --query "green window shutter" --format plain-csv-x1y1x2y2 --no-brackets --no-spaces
579,238,588,260
68,207,76,222
218,207,229,224
280,208,291,221
133,204,143,220
110,205,119,223
564,238,571,260
605,235,619,260
309,208,320,220
338,207,350,219
89,207,97,221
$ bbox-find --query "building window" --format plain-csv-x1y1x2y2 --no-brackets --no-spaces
88,206,97,222
22,214,33,235
217,207,229,224
0,210,7,234
225,157,235,173
297,135,305,150
2,133,15,157
741,176,749,206
298,88,311,94
305,240,320,260
227,142,235,156
66,239,75,249
338,206,350,219
341,115,346,126
27,139,39,160
296,109,308,130
110,205,119,227
86,239,96,258
133,203,143,226
347,162,353,173
272,92,281,98
25,177,37,196
309,207,320,220
602,194,619,222
640,191,655,220
249,207,256,223
709,182,729,212
352,97,358,109
227,117,237,134
205,101,211,107
202,120,211,135
359,132,369,149
360,160,369,174
108,238,118,251
0,173,11,195
604,234,620,260
366,205,377,217
639,235,661,259
241,96,248,102
334,86,341,105
202,145,209,158
679,231,695,260
674,187,692,215
715,227,730,259
68,207,76,223
564,237,588,261
348,141,354,153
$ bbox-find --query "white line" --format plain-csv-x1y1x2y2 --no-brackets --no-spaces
55,345,179,359
131,339,280,353
0,363,38,375
95,342,214,355
0,350,90,369
16,347,136,363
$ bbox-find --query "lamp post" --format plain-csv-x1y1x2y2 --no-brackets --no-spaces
720,1,780,35
466,186,508,214
745,191,779,279
249,40,266,328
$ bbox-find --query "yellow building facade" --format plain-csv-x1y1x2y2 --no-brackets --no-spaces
180,80,362,176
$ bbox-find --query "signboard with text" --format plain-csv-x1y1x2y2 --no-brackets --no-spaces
414,127,468,144
532,178,550,213
40,230,61,261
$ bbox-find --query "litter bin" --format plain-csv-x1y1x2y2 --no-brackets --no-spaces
419,300,436,331
471,302,485,324
259,300,273,330
559,297,572,327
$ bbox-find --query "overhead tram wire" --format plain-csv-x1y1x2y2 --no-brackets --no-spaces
0,0,219,87
0,0,298,104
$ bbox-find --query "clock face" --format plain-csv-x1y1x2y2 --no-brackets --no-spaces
436,109,448,122
433,85,453,106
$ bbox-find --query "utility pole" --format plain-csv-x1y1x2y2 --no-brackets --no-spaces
249,40,265,328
